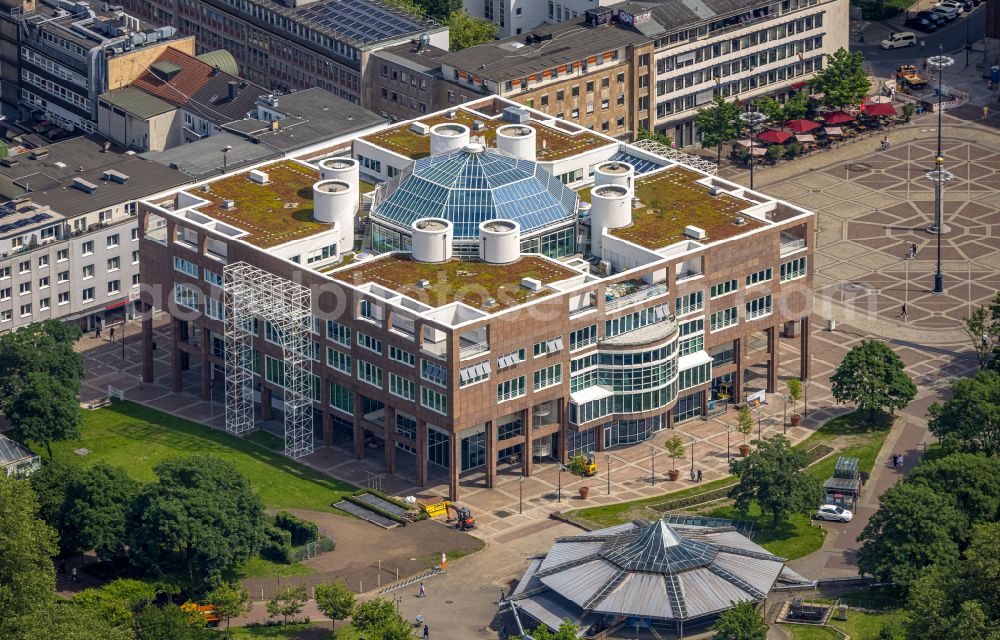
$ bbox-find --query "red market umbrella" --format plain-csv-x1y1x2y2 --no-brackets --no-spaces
757,129,793,144
784,119,821,133
823,111,855,125
863,102,898,117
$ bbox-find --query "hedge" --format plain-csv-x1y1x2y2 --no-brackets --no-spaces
275,511,320,545
261,525,293,563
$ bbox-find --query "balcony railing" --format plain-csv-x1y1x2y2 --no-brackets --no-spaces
780,232,807,256
605,282,669,312
459,339,489,359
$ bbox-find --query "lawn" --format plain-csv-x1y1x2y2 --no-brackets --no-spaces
40,401,354,512
219,622,328,639
236,556,315,580
783,624,841,640
829,609,905,640
698,502,826,560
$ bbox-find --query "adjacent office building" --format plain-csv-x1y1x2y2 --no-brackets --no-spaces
0,0,189,131
0,136,190,332
440,0,848,145
465,0,620,38
116,0,448,107
138,96,814,500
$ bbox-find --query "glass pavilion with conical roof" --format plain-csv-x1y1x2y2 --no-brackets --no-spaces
507,518,789,638
369,144,579,257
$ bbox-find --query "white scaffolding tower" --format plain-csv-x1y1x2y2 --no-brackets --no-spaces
224,262,314,458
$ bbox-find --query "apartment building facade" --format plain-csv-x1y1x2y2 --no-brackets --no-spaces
0,136,190,332
443,0,848,145
115,0,448,108
0,0,189,132
138,97,814,500
465,0,619,38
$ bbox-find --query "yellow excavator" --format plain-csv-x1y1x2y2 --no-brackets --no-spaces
583,455,598,477
445,503,476,531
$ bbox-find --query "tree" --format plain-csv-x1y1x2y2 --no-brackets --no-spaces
265,584,307,626
206,582,253,639
0,473,58,638
963,293,1000,370
128,455,265,590
416,0,460,20
784,90,810,120
786,377,802,416
736,404,754,445
767,144,784,162
0,321,84,415
135,603,215,640
446,10,498,52
17,601,135,640
9,370,81,457
58,463,139,560
74,579,158,629
927,371,1000,456
367,614,416,640
520,619,579,640
756,96,786,125
831,340,916,420
663,435,686,471
907,453,1000,528
857,482,964,590
711,600,768,640
728,434,823,528
314,578,355,633
695,95,741,164
352,597,400,633
813,48,870,109
29,459,78,528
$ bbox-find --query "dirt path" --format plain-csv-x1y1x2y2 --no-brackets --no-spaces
243,510,484,598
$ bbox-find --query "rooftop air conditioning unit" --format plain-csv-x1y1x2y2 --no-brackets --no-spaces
222,199,236,209
446,109,457,118
685,225,707,240
521,277,542,291
417,278,430,288
472,120,485,131
410,122,430,135
709,186,721,196
249,169,268,184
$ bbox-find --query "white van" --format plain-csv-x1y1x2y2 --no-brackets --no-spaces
881,32,917,49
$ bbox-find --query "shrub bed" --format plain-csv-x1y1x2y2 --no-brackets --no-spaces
341,495,409,526
275,511,319,545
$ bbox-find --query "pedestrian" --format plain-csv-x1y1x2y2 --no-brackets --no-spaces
922,59,927,71
109,326,115,342
892,454,898,468
423,624,430,639
418,582,426,598
897,303,908,320
94,323,101,339
983,105,990,120
697,468,703,482
690,468,696,481
898,454,904,468
71,567,77,582
909,243,917,260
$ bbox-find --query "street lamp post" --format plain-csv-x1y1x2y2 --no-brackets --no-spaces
782,396,788,435
222,145,232,174
739,106,767,190
557,464,564,503
803,378,809,418
689,436,695,474
726,426,731,462
650,446,656,486
606,454,612,495
925,49,954,295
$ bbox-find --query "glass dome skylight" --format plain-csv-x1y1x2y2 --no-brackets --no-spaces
371,146,578,240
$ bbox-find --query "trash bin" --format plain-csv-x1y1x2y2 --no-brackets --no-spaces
827,319,836,331
991,66,999,86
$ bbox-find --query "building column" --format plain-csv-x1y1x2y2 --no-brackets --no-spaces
595,425,605,452
522,408,534,477
733,337,744,403
800,316,811,381
416,419,428,487
699,388,709,416
142,313,154,384
320,381,333,446
485,420,497,489
384,406,397,475
352,392,364,460
170,318,183,393
766,326,779,394
665,408,674,431
448,431,460,501
200,326,212,401
260,386,272,421
558,402,569,465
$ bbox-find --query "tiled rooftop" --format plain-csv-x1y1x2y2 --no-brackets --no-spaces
196,161,327,248
361,108,610,161
608,167,766,249
328,254,580,310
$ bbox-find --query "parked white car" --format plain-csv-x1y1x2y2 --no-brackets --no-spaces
930,5,959,20
815,505,853,522
936,0,965,14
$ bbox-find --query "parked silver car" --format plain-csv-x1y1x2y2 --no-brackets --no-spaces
815,504,853,522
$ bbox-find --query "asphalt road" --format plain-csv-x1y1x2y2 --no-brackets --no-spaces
857,6,986,72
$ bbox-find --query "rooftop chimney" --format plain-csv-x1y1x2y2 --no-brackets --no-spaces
228,81,239,101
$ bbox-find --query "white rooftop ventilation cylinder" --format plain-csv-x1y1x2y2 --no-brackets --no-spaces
594,160,635,190
312,179,357,251
478,219,520,264
495,124,536,161
318,157,360,213
411,217,453,263
429,123,470,157
589,184,633,258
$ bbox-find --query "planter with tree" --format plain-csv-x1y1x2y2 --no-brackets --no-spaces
578,486,590,500
736,405,754,456
786,377,803,426
663,436,686,481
